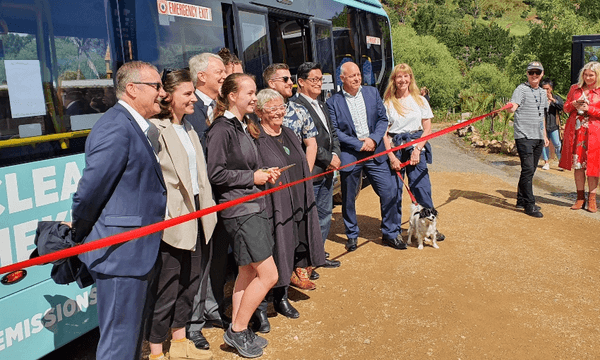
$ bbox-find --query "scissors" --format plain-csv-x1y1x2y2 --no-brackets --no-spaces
261,163,296,172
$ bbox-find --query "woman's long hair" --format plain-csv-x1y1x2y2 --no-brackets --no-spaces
577,61,600,89
383,63,424,117
156,69,193,120
213,73,260,139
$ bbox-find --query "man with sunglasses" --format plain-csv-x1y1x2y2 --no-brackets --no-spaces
292,62,342,271
507,61,550,218
263,63,318,172
70,61,167,360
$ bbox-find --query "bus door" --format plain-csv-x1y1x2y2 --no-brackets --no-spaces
310,18,335,98
267,9,310,78
232,2,272,89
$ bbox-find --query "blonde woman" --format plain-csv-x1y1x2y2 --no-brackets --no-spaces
382,63,444,241
559,61,600,212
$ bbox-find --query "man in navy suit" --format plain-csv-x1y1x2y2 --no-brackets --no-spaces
326,62,404,252
71,61,167,360
186,52,229,351
187,53,227,153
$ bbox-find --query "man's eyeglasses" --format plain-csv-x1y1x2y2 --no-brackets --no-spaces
527,70,542,76
271,76,294,83
132,82,163,91
305,77,323,84
262,105,286,114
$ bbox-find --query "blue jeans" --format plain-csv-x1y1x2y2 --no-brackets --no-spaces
542,129,562,161
312,176,334,244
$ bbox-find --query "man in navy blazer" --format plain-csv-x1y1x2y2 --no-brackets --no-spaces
326,62,404,252
186,53,227,153
71,61,167,360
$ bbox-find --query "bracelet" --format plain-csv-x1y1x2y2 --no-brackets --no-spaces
415,146,423,152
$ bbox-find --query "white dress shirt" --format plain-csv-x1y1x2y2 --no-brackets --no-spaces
300,93,329,133
342,86,370,139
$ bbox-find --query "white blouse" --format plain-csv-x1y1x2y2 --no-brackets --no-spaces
386,95,433,134
173,123,199,195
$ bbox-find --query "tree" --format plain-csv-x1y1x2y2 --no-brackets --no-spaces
391,24,463,110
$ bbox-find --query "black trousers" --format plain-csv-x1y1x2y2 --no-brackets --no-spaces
515,138,544,207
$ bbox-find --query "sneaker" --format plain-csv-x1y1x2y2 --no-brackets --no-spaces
542,163,550,170
223,326,263,358
247,328,268,348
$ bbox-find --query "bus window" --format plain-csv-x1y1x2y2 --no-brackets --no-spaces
0,0,115,141
312,21,335,76
358,11,393,89
122,0,225,70
235,9,271,88
269,16,310,75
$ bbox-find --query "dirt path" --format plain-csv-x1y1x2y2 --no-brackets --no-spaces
203,126,600,360
44,126,600,359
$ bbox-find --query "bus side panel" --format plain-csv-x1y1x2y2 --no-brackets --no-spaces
0,280,97,360
0,153,98,359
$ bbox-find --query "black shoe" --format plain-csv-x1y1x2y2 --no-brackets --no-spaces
188,330,210,350
525,206,543,218
250,309,270,333
309,269,320,280
436,231,445,242
382,235,407,250
274,298,300,319
517,203,541,211
223,326,263,358
345,238,358,252
324,252,330,258
321,258,341,268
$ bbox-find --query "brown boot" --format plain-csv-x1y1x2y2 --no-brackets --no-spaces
290,267,316,290
588,192,597,213
169,338,213,360
571,190,586,210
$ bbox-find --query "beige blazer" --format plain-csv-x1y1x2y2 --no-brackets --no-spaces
150,117,217,250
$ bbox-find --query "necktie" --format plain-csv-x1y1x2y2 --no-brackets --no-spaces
207,100,216,121
147,122,160,153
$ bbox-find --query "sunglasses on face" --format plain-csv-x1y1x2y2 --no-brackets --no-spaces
528,70,542,76
272,76,294,83
132,82,163,91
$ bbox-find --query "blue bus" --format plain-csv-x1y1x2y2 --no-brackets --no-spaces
0,0,393,358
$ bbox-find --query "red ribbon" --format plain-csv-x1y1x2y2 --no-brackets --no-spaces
0,104,510,275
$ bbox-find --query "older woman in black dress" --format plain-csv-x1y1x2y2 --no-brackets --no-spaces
251,88,325,330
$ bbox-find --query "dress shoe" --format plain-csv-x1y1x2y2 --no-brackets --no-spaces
274,298,300,319
320,258,341,268
382,235,407,250
309,269,320,280
325,252,330,258
250,309,270,333
516,203,541,211
525,205,543,218
188,330,210,350
345,238,358,252
436,231,445,242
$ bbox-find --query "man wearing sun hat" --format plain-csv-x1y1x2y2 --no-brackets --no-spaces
507,61,550,218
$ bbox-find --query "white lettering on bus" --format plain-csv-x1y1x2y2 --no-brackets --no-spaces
5,322,23,348
13,220,37,263
60,162,81,201
31,313,43,334
5,173,33,214
0,179,5,215
0,227,12,267
32,166,59,207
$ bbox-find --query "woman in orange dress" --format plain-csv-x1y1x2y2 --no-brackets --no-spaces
559,61,600,212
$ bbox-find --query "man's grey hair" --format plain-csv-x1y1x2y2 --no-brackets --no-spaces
115,61,158,99
256,89,284,110
340,61,357,77
189,53,224,87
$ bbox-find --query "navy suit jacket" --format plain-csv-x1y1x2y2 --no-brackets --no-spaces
72,103,166,277
186,93,210,154
326,86,389,171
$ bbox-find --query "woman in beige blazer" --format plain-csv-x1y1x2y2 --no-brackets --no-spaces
146,69,217,360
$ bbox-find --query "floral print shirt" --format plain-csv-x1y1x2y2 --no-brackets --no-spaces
283,101,317,142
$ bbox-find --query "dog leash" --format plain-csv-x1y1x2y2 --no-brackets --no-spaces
395,164,418,205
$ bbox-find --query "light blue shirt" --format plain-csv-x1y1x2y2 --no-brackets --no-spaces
342,86,369,139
